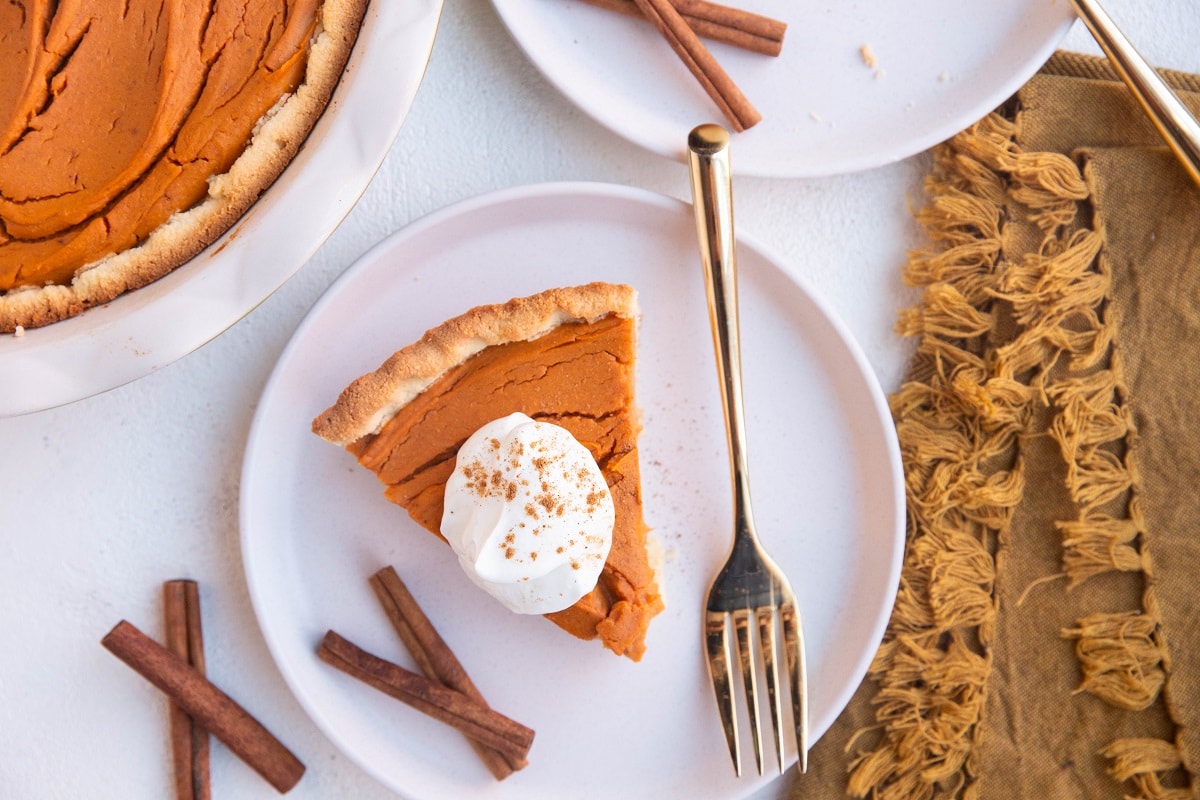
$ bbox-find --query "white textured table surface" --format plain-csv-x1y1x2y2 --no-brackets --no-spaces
2,2,1197,798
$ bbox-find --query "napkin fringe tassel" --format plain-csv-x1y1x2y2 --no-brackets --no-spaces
851,106,1189,799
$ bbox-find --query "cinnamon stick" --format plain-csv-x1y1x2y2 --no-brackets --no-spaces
102,621,305,794
628,0,762,131
317,630,534,766
577,0,786,57
163,581,211,800
370,566,525,779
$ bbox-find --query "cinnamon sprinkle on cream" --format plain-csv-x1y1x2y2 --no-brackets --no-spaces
440,413,617,614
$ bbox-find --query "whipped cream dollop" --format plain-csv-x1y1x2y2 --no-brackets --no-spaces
440,412,615,615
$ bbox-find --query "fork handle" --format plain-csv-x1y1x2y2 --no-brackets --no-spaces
1070,0,1200,187
688,124,755,525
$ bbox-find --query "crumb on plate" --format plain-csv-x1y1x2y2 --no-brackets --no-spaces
860,44,878,69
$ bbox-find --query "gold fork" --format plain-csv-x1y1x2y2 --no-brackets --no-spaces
1070,0,1200,187
687,123,809,776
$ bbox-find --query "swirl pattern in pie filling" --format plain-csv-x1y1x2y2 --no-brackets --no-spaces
0,0,367,331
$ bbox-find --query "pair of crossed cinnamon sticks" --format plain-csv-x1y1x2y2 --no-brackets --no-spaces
579,0,788,131
101,580,305,798
317,566,534,779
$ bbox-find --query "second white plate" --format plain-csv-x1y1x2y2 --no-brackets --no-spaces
241,182,904,799
491,0,1075,176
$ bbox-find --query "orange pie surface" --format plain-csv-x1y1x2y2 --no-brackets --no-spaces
312,283,664,660
0,0,368,331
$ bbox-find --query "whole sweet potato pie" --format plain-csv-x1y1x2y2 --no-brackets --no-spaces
0,0,369,332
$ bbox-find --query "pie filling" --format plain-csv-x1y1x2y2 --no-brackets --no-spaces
345,316,664,660
0,0,320,291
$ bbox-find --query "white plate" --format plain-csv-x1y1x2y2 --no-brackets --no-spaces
240,182,904,799
0,0,443,417
490,0,1075,176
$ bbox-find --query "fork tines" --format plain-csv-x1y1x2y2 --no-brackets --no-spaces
705,600,807,776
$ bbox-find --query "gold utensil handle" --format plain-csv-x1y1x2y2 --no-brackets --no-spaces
687,124,755,523
1071,0,1200,187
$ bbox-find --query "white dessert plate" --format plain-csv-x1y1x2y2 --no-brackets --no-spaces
490,0,1076,176
0,0,443,417
240,182,904,799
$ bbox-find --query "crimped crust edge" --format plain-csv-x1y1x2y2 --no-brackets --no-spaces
311,282,639,446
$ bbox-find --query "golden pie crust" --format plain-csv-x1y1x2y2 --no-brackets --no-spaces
0,0,370,333
313,283,664,660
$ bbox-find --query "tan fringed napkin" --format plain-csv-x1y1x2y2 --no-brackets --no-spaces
792,52,1200,800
